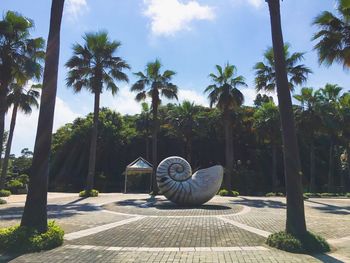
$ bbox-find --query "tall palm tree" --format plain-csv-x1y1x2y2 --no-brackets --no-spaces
316,84,343,192
1,83,40,185
21,0,65,232
66,31,130,193
131,59,178,194
168,101,199,164
253,101,280,192
294,87,321,192
254,44,312,92
205,63,247,190
266,0,307,239
136,102,152,161
0,11,45,189
313,0,350,68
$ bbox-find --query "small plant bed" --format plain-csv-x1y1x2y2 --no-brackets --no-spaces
0,189,11,197
79,189,99,197
266,231,330,254
0,221,64,254
0,198,7,205
265,192,285,197
218,189,239,197
304,193,350,199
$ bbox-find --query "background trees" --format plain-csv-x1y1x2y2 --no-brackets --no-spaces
131,59,178,193
66,31,129,192
205,63,246,190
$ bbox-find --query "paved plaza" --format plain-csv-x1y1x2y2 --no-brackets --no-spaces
0,193,349,262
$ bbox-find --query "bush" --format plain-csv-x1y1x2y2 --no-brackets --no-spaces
231,191,239,197
0,221,64,254
346,193,350,198
6,180,24,194
265,192,285,197
0,198,6,205
266,231,330,254
0,189,11,197
79,189,99,197
18,174,29,185
218,189,229,196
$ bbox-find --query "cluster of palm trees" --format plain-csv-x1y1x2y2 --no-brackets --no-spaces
0,0,349,242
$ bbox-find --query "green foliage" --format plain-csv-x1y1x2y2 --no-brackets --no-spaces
217,189,239,197
0,199,6,205
347,193,350,198
265,192,285,197
0,221,64,254
266,231,330,253
79,189,99,197
231,191,239,197
6,179,24,192
0,189,11,197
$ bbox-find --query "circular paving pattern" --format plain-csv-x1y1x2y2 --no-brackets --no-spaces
103,199,244,216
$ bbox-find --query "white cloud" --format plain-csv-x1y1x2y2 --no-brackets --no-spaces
241,87,278,106
177,89,209,106
65,0,89,20
231,0,264,9
143,0,215,36
5,97,80,156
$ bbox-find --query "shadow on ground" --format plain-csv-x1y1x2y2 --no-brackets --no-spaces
232,197,286,209
305,200,350,215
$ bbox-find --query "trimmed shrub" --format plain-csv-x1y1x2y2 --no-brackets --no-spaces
218,189,229,196
231,191,239,197
0,198,6,205
0,221,64,254
267,231,330,254
346,193,350,198
0,189,11,197
265,192,285,197
79,189,99,197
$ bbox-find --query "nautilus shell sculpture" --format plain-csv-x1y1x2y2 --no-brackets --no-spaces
156,156,223,205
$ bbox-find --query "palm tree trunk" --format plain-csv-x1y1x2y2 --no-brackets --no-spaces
309,140,316,193
328,139,335,193
186,136,192,165
86,92,100,192
21,0,65,233
0,89,7,189
272,139,278,192
267,0,307,239
0,104,18,187
224,112,233,190
151,106,159,194
145,136,150,161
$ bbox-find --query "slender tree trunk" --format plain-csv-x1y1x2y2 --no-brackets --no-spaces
224,112,233,190
267,0,307,239
0,104,18,186
272,139,278,192
21,0,65,233
309,140,316,193
328,139,335,193
186,136,192,165
0,89,7,189
151,105,159,194
86,92,100,192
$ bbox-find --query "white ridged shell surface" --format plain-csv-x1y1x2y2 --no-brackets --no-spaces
156,156,223,205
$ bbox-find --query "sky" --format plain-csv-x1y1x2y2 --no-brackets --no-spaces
1,0,349,155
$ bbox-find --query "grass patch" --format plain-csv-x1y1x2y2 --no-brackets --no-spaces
0,198,6,205
0,189,11,197
218,189,239,197
79,189,99,197
266,231,330,254
0,221,64,254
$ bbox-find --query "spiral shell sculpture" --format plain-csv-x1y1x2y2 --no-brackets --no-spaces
156,156,223,205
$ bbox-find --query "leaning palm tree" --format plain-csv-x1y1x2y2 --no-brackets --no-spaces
1,83,41,184
254,44,312,92
21,0,65,232
66,31,129,193
205,63,247,190
265,0,307,240
313,0,350,68
131,59,178,194
0,11,45,189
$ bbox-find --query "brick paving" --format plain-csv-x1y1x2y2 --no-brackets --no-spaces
0,193,349,262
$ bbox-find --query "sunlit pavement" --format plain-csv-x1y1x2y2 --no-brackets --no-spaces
0,193,349,262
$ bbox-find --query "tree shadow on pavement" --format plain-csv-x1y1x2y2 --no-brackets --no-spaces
232,197,286,209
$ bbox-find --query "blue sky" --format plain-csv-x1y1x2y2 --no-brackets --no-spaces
1,0,348,155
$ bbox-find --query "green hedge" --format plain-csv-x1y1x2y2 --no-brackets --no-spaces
265,192,285,197
267,231,330,253
0,198,6,205
0,189,11,197
79,189,99,197
0,221,64,254
218,189,239,197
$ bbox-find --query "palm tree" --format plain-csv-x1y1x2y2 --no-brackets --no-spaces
131,59,178,194
294,87,321,192
253,101,280,192
0,11,45,189
254,44,312,92
168,101,199,164
136,102,152,161
316,84,343,192
21,0,65,232
313,0,350,68
66,31,130,193
1,83,40,185
266,0,307,239
205,63,247,190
